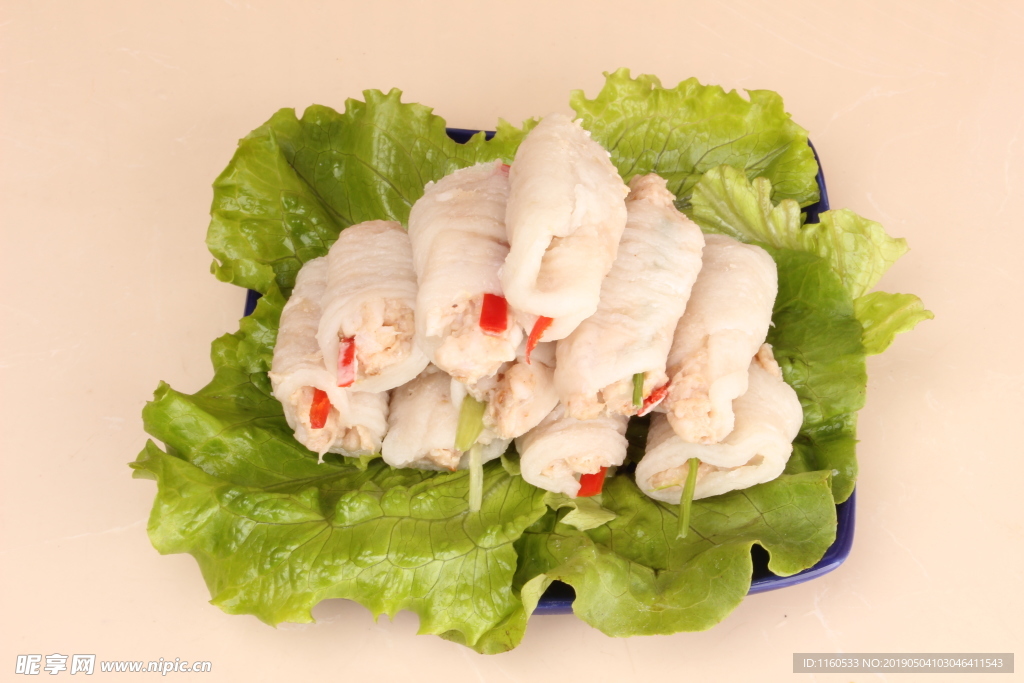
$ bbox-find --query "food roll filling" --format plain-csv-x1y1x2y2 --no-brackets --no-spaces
465,340,557,440
482,363,537,437
325,390,389,457
664,330,761,443
540,452,608,481
289,385,342,454
424,448,461,471
565,370,670,420
349,298,415,379
334,424,374,455
648,448,772,492
317,220,427,394
649,459,723,491
663,355,714,441
430,293,520,385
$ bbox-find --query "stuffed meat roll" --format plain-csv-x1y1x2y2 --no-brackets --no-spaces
662,234,778,444
316,220,429,394
408,161,523,385
502,113,629,344
636,345,803,502
269,257,351,458
381,366,509,471
516,403,628,497
554,173,704,420
465,341,559,440
327,390,389,458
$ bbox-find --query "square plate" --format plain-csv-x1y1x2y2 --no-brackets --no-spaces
243,129,855,616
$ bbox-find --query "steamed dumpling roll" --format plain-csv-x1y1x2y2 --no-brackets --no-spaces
269,257,351,458
327,390,389,458
317,220,429,394
554,174,704,419
466,341,559,440
408,161,523,385
502,113,629,343
516,404,628,497
636,345,802,502
382,366,509,471
662,234,777,444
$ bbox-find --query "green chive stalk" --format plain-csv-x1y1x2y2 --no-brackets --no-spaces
456,395,487,513
468,444,484,512
677,457,700,539
632,372,644,408
455,394,486,452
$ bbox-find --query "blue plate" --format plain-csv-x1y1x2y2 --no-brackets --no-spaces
243,128,854,616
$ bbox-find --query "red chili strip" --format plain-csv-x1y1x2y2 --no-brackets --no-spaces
525,316,553,364
337,337,356,388
309,388,331,429
638,383,670,416
479,293,509,335
577,467,608,497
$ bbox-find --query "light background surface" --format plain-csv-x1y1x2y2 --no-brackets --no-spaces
2,1,1021,681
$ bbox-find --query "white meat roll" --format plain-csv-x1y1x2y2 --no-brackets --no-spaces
636,345,803,502
408,161,523,385
502,113,630,342
516,404,628,497
554,173,705,419
464,341,559,440
382,366,509,471
327,391,389,458
662,233,778,444
269,257,351,459
317,220,429,394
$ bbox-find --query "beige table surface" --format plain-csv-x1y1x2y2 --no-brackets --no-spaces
2,1,1022,681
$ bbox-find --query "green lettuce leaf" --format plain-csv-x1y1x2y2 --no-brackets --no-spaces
767,248,867,425
854,291,934,355
516,472,836,637
500,450,521,476
439,573,552,654
208,90,529,294
786,412,858,500
691,165,908,298
571,69,819,208
811,210,909,299
141,288,334,487
542,491,617,531
132,441,547,651
767,248,866,503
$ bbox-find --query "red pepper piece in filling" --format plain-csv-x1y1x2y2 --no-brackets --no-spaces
479,293,508,335
337,337,356,388
309,388,331,429
638,383,670,416
525,316,553,364
577,467,608,497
